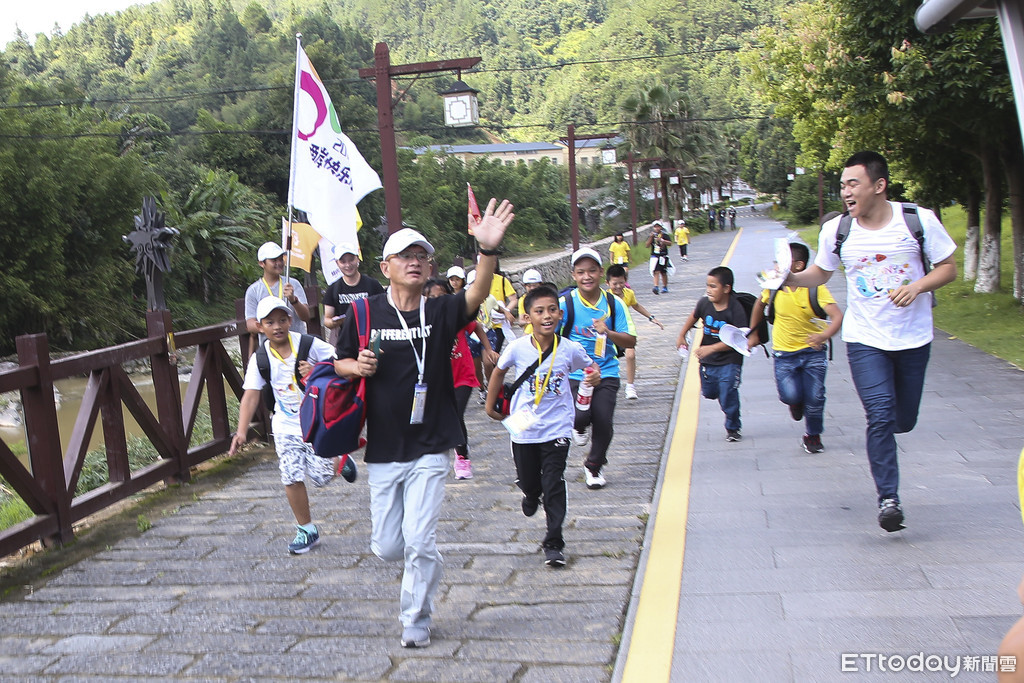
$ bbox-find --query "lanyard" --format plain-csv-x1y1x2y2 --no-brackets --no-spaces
387,288,427,383
577,290,607,316
267,334,299,388
262,278,283,299
532,336,557,407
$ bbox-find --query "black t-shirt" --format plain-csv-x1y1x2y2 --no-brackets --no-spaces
324,274,385,318
336,290,474,463
650,232,670,257
693,295,748,366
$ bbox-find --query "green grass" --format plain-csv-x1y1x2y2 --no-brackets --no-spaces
794,205,1024,369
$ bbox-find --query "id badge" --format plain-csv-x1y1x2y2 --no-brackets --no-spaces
593,332,607,357
502,405,539,440
410,383,427,424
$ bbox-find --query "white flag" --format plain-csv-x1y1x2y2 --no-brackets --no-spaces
290,44,381,247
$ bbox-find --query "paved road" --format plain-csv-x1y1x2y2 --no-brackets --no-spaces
1,209,1022,682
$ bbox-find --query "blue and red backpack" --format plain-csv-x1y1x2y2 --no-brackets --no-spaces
299,298,369,458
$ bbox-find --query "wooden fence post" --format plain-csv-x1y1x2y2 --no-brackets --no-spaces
146,310,189,483
16,334,72,546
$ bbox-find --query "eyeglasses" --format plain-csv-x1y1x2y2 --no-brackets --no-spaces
391,251,433,263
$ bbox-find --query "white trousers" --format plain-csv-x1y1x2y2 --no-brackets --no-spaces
367,453,448,629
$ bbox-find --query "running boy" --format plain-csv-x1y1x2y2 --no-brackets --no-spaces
748,243,843,453
230,296,356,554
561,248,637,489
676,267,748,442
486,284,600,568
604,264,664,400
674,220,690,261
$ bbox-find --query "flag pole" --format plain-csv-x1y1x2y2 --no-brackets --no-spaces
285,32,304,282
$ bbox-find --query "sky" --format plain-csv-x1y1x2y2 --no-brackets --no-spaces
3,1,157,45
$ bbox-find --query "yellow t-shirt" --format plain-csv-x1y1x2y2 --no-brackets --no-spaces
607,286,637,308
487,275,515,329
674,226,690,245
517,296,533,335
609,241,631,265
760,286,836,352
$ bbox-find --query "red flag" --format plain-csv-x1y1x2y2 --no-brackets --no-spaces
467,182,481,235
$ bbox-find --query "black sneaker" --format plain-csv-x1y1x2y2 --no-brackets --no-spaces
725,430,742,442
789,403,804,421
802,434,824,454
544,547,566,568
521,495,540,517
878,498,905,532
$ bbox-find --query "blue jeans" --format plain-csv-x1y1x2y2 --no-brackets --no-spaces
700,363,742,431
846,342,931,503
773,347,828,436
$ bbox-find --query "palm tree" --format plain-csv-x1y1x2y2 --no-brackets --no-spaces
161,169,263,303
619,84,724,220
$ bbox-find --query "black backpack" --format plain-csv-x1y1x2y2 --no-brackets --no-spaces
559,288,625,359
733,292,769,356
255,334,316,412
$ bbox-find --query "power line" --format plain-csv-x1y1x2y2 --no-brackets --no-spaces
0,46,745,111
0,115,768,140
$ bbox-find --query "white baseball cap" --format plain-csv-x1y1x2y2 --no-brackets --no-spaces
446,266,466,280
382,228,434,259
332,242,359,260
522,268,542,284
257,242,287,262
571,247,602,267
466,269,477,285
255,296,291,322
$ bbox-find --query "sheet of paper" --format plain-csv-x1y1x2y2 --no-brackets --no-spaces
718,324,752,357
755,237,793,290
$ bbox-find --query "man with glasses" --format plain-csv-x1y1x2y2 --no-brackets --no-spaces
334,200,515,649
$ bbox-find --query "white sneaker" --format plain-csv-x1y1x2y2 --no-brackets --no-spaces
625,384,638,400
572,429,590,447
584,465,606,489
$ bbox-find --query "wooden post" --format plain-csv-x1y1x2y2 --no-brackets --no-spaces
627,154,638,246
16,334,72,546
146,310,189,483
567,124,579,252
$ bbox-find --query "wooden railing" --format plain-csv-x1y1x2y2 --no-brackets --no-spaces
0,286,321,557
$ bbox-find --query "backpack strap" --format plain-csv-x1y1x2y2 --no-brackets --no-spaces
294,334,315,391
256,343,270,384
833,212,853,260
901,202,930,273
808,286,827,320
766,290,778,325
352,298,371,349
560,292,575,339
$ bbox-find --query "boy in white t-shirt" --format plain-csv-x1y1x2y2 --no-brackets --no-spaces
485,285,600,568
783,151,957,532
229,296,356,554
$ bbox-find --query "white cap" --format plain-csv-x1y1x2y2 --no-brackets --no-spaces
466,270,477,285
257,242,287,262
571,247,602,267
522,268,542,284
332,242,359,260
382,228,434,259
255,296,291,322
446,266,466,280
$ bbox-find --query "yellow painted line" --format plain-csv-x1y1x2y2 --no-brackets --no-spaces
621,228,744,682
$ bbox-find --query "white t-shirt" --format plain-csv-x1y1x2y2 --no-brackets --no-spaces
242,332,336,436
497,335,593,444
814,201,956,350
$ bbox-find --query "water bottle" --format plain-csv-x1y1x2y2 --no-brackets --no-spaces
575,368,594,411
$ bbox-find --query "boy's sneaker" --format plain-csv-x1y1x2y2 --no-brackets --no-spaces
660,286,668,293
544,547,566,568
335,454,358,483
802,434,824,454
288,525,320,555
584,464,606,489
478,389,486,405
401,625,431,648
521,495,540,517
652,287,660,295
453,457,473,480
625,384,639,400
878,499,905,532
725,429,742,442
572,429,590,447
789,403,804,421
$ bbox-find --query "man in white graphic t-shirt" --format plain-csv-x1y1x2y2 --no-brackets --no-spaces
783,151,957,533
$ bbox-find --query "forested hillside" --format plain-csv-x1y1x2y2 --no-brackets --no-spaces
0,0,781,353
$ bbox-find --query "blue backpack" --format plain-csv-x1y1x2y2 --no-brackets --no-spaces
299,299,369,458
